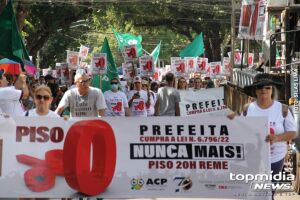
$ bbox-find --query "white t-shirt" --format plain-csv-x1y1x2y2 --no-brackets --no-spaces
25,109,60,118
104,90,129,117
127,90,148,117
144,90,156,116
0,86,24,116
156,86,181,116
246,101,297,163
58,87,107,117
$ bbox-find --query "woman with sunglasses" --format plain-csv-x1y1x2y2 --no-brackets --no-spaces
228,73,297,200
25,85,59,117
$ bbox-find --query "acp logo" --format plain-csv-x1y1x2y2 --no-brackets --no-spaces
146,178,167,186
173,177,193,192
130,178,144,190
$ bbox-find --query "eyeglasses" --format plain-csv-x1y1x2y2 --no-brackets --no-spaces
79,79,91,85
256,86,272,90
35,94,50,101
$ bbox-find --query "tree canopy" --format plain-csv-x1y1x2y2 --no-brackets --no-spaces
7,0,232,68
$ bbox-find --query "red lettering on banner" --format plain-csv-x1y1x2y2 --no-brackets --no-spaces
63,120,116,195
16,126,64,143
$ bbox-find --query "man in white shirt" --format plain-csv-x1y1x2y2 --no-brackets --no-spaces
0,70,29,116
55,71,106,117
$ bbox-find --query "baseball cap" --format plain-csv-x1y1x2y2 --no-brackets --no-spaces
133,76,142,83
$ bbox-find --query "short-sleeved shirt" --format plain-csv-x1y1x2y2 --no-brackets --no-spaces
156,86,181,116
145,90,156,116
0,86,24,116
104,90,129,117
127,90,148,117
58,87,106,117
246,101,297,163
25,109,60,118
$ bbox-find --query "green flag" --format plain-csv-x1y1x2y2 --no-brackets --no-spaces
92,37,118,93
112,28,143,57
0,0,29,68
150,41,161,65
179,32,204,58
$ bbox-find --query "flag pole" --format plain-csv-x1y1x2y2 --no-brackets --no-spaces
142,48,150,55
99,74,102,90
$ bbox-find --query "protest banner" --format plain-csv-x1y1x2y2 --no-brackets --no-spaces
139,55,155,76
42,68,52,76
196,57,208,74
90,53,107,75
122,61,138,79
123,45,138,60
185,57,196,73
56,63,69,84
171,57,187,77
222,57,231,75
66,50,79,70
238,0,267,40
0,116,270,199
179,87,229,117
247,53,254,68
210,62,222,77
78,45,89,59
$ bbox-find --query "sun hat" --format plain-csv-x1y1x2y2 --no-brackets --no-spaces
243,73,283,97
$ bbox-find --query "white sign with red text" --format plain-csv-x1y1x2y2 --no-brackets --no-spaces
196,57,208,74
0,116,270,199
66,51,79,69
90,53,107,75
185,57,197,73
209,62,222,77
171,57,187,77
79,45,89,59
139,55,155,76
222,57,231,75
123,45,138,60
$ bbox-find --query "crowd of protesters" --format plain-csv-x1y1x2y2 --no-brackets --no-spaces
0,68,224,118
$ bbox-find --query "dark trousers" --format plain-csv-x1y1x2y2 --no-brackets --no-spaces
271,158,285,200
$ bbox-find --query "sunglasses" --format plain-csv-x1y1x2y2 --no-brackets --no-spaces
79,79,91,85
111,82,118,85
35,94,50,101
256,86,272,90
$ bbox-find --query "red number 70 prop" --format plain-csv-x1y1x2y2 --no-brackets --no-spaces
16,120,117,196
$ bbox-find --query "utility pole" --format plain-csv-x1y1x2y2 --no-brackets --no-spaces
230,0,236,81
